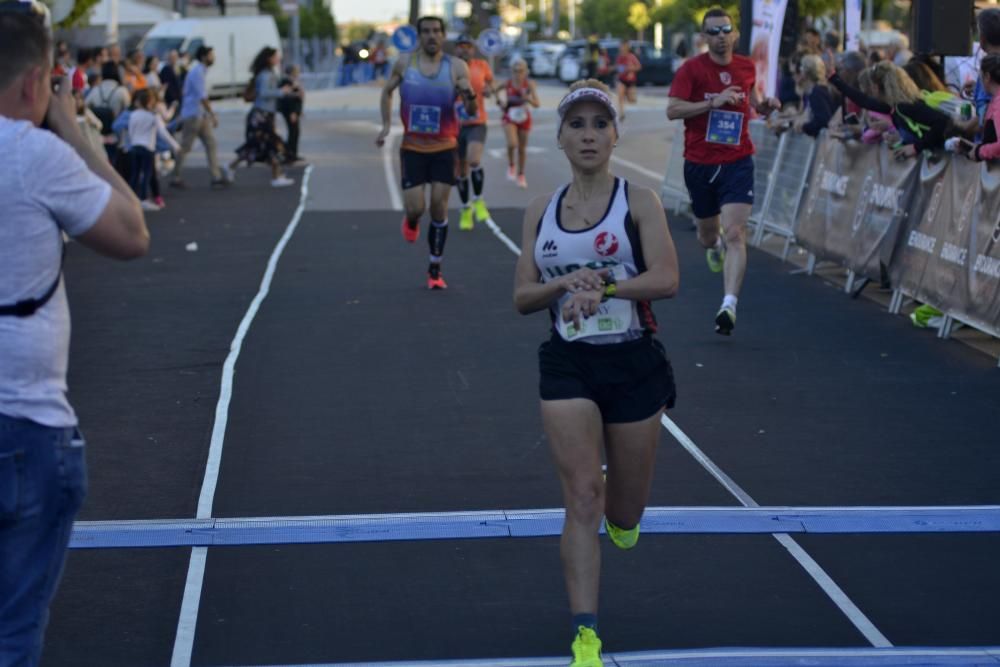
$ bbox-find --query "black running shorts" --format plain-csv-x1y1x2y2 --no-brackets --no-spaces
683,155,755,220
457,124,487,159
538,334,676,424
400,147,458,190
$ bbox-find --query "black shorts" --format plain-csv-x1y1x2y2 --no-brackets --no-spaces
683,155,755,220
457,124,487,159
538,334,676,424
400,148,458,190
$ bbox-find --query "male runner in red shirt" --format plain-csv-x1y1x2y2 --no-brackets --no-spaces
668,7,780,335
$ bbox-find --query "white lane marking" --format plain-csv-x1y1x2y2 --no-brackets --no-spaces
487,146,546,160
171,166,315,667
380,128,404,212
483,219,891,649
610,154,664,183
660,414,892,648
483,217,522,257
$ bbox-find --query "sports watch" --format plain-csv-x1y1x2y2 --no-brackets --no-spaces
601,274,617,301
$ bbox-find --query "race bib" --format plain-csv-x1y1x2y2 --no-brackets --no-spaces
508,106,529,124
455,101,475,121
706,109,744,145
409,105,441,134
555,266,633,341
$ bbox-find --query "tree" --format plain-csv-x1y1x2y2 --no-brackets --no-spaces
579,0,633,39
627,1,650,40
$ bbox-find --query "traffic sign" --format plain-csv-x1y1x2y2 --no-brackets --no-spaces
280,1,298,14
392,25,418,52
489,15,501,30
477,28,504,56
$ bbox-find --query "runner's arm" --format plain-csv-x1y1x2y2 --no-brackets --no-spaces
514,196,605,314
749,85,781,115
608,186,678,301
376,60,405,145
527,80,541,107
666,95,714,119
453,58,477,116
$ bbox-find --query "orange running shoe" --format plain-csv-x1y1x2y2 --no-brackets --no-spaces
427,265,447,290
401,217,420,243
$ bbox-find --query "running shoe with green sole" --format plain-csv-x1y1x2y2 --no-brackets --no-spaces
715,306,736,335
459,207,474,231
604,517,639,550
706,244,725,273
473,198,491,223
570,626,603,667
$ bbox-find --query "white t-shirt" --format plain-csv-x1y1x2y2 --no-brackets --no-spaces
0,117,112,427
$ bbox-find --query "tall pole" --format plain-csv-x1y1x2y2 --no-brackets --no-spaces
520,0,527,47
865,0,873,36
551,0,560,37
569,0,575,39
540,0,547,36
106,0,119,44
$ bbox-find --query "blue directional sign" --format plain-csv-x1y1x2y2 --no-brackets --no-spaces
477,28,504,56
392,25,418,52
489,15,501,30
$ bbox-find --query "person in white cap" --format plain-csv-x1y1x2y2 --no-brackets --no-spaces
513,79,680,667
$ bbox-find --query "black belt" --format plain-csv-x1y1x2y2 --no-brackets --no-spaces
0,245,65,318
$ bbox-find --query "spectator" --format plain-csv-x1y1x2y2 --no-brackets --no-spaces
821,31,840,73
128,88,179,210
904,59,968,122
968,53,1000,161
827,50,867,134
829,61,952,158
122,49,147,93
160,49,182,109
973,8,1000,123
888,33,914,68
793,54,834,136
0,14,148,667
52,39,71,76
228,46,294,187
584,34,601,79
170,45,229,189
278,63,305,164
143,53,162,90
801,27,822,54
372,41,389,80
71,47,93,94
85,61,130,159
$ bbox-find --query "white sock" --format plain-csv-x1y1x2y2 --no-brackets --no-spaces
722,294,738,311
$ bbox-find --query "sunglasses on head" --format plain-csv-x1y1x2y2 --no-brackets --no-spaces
705,25,734,36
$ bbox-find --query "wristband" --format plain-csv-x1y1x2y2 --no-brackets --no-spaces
601,275,617,301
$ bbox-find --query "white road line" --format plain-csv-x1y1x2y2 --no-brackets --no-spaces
484,214,891,649
661,414,892,648
380,128,404,211
483,217,522,257
171,166,315,667
610,155,664,183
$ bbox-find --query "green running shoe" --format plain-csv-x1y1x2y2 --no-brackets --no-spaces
706,243,725,273
604,517,639,550
473,198,491,223
570,626,603,667
459,206,474,231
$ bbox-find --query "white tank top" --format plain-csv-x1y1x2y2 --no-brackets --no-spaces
533,178,658,344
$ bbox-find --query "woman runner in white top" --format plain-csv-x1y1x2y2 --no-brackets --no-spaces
513,80,679,667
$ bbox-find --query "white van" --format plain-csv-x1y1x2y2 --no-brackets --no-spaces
140,16,281,97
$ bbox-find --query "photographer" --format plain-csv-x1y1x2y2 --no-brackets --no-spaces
0,8,149,666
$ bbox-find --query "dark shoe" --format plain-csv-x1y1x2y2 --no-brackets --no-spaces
210,178,230,189
169,179,187,189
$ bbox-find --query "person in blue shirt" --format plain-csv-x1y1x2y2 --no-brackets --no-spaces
169,45,230,189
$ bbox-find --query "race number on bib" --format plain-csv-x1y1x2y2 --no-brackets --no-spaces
507,106,529,124
409,105,442,134
706,109,744,145
556,265,634,341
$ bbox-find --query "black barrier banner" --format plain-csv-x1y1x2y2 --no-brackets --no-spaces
796,135,918,281
890,158,1000,332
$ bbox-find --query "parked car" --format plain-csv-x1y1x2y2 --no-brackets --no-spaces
558,39,674,86
512,40,565,77
140,16,281,97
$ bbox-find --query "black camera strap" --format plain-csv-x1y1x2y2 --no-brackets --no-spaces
0,244,65,318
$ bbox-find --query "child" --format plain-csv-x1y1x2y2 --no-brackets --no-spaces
128,89,180,211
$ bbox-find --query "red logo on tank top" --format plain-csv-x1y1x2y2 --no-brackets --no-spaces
594,232,619,257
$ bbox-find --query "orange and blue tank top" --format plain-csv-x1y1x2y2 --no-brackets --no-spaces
400,54,459,153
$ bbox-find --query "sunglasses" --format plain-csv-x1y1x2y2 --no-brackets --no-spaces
705,25,734,36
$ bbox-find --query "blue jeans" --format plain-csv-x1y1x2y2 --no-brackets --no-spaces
0,414,87,667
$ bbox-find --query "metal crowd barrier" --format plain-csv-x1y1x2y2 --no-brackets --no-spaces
660,125,691,216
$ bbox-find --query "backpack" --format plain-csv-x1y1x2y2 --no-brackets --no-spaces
91,84,119,135
242,77,256,103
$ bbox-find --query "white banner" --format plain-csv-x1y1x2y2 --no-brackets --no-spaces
845,0,863,51
749,0,789,98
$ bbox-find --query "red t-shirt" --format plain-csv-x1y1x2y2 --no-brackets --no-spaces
616,53,640,84
669,53,756,164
